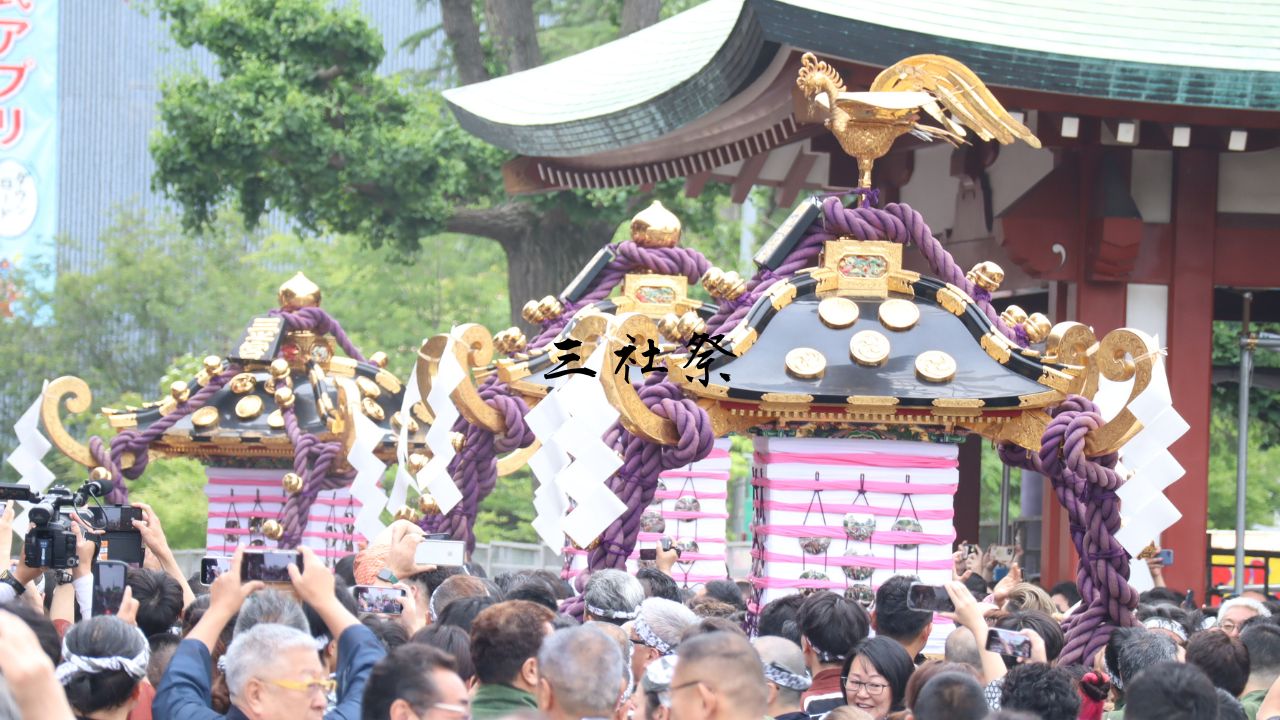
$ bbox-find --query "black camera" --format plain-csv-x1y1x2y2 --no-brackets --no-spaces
0,478,115,570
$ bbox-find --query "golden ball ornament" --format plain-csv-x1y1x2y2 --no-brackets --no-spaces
282,472,304,494
262,519,284,540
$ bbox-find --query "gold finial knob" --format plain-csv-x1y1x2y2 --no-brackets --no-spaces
701,267,746,301
701,267,725,295
536,296,564,323
494,327,528,355
1023,313,1052,343
658,313,682,341
282,472,304,494
203,356,223,375
676,311,707,342
278,272,322,310
393,506,421,523
630,201,681,248
1000,305,1028,327
270,358,291,378
170,381,190,403
262,519,284,540
966,261,1005,292
450,432,466,453
408,453,428,474
521,299,543,324
368,351,388,369
90,467,112,483
418,494,442,516
274,386,296,409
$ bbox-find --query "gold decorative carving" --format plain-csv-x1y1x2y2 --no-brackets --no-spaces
1083,328,1157,455
878,298,920,330
818,297,859,328
849,330,891,366
191,406,220,431
369,351,389,369
819,240,903,298
935,285,971,316
267,409,285,429
229,373,257,395
278,272,322,310
766,281,798,310
785,348,827,379
966,261,1004,292
980,333,1012,364
417,324,505,434
915,351,957,382
235,395,264,420
1023,313,1052,343
1000,305,1028,327
796,52,1039,193
355,376,381,399
761,392,814,404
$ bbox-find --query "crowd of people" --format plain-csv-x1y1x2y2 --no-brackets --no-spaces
4,505,1280,720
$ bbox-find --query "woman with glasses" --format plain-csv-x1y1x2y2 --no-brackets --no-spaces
59,615,151,720
840,637,913,719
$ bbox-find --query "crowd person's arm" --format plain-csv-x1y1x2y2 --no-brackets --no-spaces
1145,553,1168,589
133,502,198,609
0,501,13,566
656,542,680,577
68,519,98,619
396,581,425,635
154,545,263,720
382,520,438,582
944,580,1007,684
289,546,386,720
0,609,76,720
992,563,1023,606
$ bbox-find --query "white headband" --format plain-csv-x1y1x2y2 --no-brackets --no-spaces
1142,617,1188,642
764,662,812,691
634,616,673,655
55,627,150,685
587,603,638,621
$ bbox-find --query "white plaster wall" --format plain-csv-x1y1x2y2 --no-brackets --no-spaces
900,144,959,233
1132,150,1173,223
1219,147,1280,214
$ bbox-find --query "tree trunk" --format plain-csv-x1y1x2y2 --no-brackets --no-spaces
484,0,542,74
619,0,662,37
504,208,615,333
440,0,491,85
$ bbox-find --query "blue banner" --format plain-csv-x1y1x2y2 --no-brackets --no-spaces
0,0,55,317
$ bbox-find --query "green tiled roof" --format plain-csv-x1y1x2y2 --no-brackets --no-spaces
444,0,1280,156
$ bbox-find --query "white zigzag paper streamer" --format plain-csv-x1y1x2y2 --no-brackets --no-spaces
417,331,465,514
1110,335,1187,559
392,359,424,512
343,379,391,541
526,344,626,551
5,381,54,529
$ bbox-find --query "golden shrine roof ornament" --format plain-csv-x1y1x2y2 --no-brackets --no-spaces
796,52,1041,195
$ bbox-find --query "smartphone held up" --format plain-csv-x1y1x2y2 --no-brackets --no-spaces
906,583,955,613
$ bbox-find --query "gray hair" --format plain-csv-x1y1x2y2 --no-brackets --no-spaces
583,570,644,623
754,636,808,706
233,589,309,637
637,597,697,651
1115,628,1179,688
537,625,625,716
944,626,982,670
224,623,317,701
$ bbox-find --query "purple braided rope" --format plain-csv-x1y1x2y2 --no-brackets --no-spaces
527,241,711,351
269,306,367,363
999,395,1137,665
706,198,1025,346
279,403,353,547
91,366,240,504
587,376,715,571
420,375,536,552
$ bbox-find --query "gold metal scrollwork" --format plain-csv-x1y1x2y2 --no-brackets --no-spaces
1083,328,1155,456
576,312,681,446
417,323,505,434
40,376,96,468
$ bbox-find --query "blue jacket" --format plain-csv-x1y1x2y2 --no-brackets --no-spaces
153,624,386,720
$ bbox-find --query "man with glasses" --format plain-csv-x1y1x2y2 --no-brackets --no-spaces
626,598,697,691
154,545,386,720
360,644,470,720
668,632,768,720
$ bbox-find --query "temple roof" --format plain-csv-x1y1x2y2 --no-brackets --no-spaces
444,0,1280,157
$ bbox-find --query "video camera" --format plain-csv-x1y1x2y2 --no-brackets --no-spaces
0,478,114,569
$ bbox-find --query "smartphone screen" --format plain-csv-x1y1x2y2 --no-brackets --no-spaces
353,585,405,615
93,560,129,616
1157,549,1174,566
90,506,144,532
986,628,1032,658
241,550,302,583
201,556,232,585
906,583,955,613
638,548,657,561
414,539,465,566
992,545,1015,564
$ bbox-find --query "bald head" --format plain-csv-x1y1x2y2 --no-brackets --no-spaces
944,626,981,671
754,636,810,714
537,625,626,718
673,632,768,720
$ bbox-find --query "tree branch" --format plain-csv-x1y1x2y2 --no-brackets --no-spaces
444,202,537,247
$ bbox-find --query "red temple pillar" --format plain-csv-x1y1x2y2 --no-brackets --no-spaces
1164,149,1216,597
